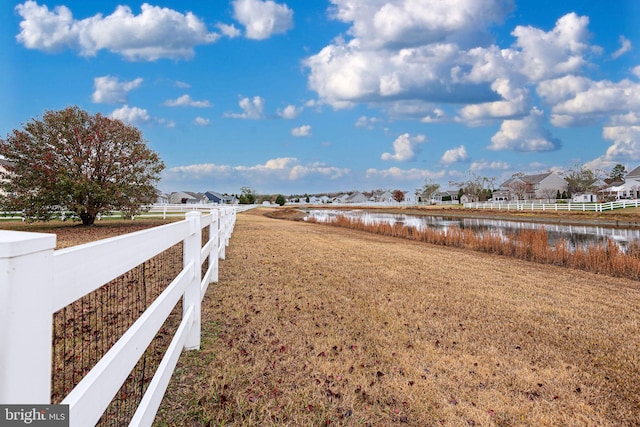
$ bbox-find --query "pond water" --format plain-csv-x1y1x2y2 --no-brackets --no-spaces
304,209,640,251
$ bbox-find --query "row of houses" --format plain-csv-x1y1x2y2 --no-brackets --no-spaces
158,191,238,205
310,190,420,204
435,166,640,204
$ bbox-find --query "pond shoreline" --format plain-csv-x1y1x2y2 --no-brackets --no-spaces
292,204,640,229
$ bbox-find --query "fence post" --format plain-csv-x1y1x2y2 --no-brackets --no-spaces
183,212,202,351
218,209,226,260
210,209,219,283
0,231,56,404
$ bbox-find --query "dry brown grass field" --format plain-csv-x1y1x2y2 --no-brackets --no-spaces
3,211,639,425
155,208,639,426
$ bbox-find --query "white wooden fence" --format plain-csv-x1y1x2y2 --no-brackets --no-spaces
464,199,640,212
0,206,241,426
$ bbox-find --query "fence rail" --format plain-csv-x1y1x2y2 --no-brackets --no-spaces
464,199,640,212
0,206,243,426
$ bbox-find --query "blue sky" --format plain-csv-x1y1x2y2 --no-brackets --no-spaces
2,0,639,196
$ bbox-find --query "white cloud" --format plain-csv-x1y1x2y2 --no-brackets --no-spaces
469,160,510,171
303,1,520,110
538,77,640,127
610,112,640,126
441,145,469,164
612,36,632,59
175,81,191,89
110,105,151,125
277,104,302,119
92,76,142,104
634,66,640,79
163,94,211,108
355,115,383,129
602,126,640,161
291,125,312,137
511,12,591,82
167,157,350,182
224,96,265,119
194,117,211,126
365,166,446,181
329,0,512,49
420,108,445,123
15,1,219,60
232,0,293,40
489,108,562,152
216,22,241,38
381,133,426,162
458,78,529,123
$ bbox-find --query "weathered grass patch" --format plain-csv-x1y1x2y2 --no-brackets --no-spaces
156,209,640,426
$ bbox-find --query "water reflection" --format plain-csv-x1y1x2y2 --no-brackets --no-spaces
305,210,640,251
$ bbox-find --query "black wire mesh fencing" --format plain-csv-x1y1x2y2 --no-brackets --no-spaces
51,242,184,426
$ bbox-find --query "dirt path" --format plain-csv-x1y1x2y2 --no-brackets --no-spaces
156,209,640,426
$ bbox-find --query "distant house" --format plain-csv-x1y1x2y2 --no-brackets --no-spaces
601,166,640,200
572,193,598,203
490,190,510,202
203,191,237,204
460,194,479,204
500,172,567,201
433,190,459,204
156,192,169,204
370,190,395,203
169,191,201,204
345,192,369,204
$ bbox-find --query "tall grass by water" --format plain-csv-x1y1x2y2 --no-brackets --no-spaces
308,215,640,280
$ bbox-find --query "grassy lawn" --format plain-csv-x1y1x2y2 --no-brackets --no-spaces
4,209,638,425
156,209,640,426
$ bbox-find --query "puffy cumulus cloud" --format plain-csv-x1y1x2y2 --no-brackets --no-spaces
291,125,312,137
110,105,174,127
329,0,513,49
15,1,219,61
167,157,349,183
612,36,632,59
110,105,151,125
469,160,510,171
420,108,445,123
365,166,446,181
458,78,529,123
535,74,592,105
163,94,211,108
277,104,302,119
216,23,241,38
539,77,640,127
224,96,265,119
381,133,426,162
355,115,383,129
305,39,494,109
166,163,233,178
194,117,211,126
92,76,142,104
610,112,640,126
512,13,591,82
441,145,469,164
232,0,293,40
489,108,562,152
602,126,640,161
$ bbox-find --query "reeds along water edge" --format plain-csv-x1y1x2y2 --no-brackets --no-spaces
307,215,640,280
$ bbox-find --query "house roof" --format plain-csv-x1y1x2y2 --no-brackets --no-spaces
626,165,640,179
